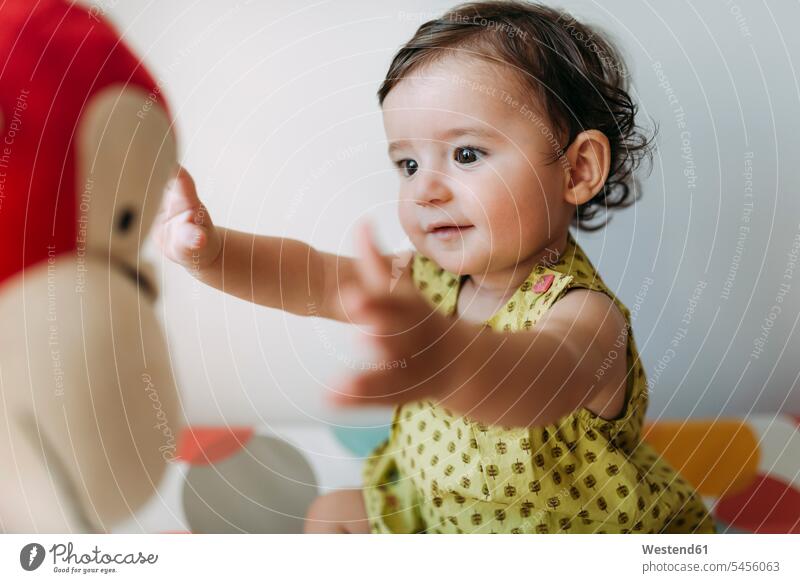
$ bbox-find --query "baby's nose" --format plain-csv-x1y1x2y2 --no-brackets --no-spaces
414,169,453,206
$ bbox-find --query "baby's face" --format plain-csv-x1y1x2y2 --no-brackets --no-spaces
382,56,573,276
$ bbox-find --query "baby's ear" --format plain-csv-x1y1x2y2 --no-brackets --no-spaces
563,130,611,206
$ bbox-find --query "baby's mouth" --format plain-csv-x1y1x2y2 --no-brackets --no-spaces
428,225,474,240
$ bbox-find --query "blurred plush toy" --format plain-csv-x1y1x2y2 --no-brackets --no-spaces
0,0,181,532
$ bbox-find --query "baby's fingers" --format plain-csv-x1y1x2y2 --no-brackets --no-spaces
161,217,208,265
328,367,421,408
353,220,393,295
166,166,203,216
156,166,214,235
342,284,406,327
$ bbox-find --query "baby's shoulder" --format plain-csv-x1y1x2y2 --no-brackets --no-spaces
540,286,628,335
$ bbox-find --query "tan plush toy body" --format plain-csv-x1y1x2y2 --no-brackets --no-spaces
0,0,181,532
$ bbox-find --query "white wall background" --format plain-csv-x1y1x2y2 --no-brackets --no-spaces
92,0,800,426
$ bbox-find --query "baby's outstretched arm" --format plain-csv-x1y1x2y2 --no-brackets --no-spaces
329,223,629,428
438,289,630,427
154,167,410,322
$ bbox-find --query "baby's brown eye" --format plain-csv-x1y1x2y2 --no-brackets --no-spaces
399,159,418,177
454,147,480,165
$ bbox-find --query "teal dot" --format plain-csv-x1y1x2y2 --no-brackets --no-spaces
332,425,391,457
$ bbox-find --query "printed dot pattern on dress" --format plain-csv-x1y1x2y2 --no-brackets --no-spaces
361,232,716,534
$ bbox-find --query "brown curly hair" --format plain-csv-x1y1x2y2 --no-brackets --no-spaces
378,1,654,231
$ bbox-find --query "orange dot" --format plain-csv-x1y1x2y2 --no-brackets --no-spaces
642,419,759,497
176,426,254,466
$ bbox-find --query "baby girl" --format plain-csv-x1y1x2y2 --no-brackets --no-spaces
156,1,715,534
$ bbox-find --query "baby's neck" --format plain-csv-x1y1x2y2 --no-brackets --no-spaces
466,233,569,302
454,233,569,323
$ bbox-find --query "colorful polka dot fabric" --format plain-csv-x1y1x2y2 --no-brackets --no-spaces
362,231,714,534
643,415,800,533
110,414,799,533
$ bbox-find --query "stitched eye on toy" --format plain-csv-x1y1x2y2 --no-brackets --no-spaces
116,208,136,233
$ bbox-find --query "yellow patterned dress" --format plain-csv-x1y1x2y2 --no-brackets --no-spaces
361,231,716,534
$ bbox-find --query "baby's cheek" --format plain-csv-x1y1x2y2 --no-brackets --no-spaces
481,211,543,267
397,202,419,236
482,205,524,245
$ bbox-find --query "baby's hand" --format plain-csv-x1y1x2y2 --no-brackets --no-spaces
327,220,471,408
153,166,222,270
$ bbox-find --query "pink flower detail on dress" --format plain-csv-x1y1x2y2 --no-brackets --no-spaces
533,274,554,293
